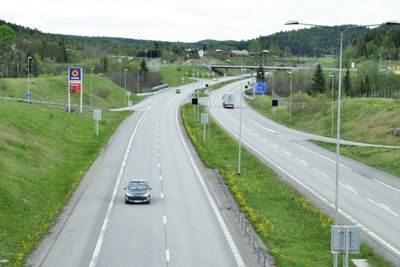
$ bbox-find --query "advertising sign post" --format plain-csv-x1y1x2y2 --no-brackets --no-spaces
68,67,83,113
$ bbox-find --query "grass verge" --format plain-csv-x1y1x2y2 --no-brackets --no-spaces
0,101,130,266
181,103,392,266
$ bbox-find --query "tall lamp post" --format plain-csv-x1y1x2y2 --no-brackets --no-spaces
27,56,32,101
124,68,128,105
285,19,400,267
288,71,293,123
238,55,243,175
329,74,334,136
90,67,94,107
137,67,140,94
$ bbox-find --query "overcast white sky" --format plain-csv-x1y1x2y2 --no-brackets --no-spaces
1,0,399,42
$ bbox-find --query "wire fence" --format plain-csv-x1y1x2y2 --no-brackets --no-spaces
214,170,271,267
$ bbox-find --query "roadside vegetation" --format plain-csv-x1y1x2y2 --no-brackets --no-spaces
247,93,400,145
0,74,139,266
181,103,392,267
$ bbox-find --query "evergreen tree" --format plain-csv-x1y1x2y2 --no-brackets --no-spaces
359,78,365,97
343,68,351,96
364,74,371,97
256,65,265,82
311,63,325,94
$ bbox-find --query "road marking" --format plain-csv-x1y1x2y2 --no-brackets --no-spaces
89,106,152,267
176,106,245,266
339,183,358,194
157,153,160,157
277,134,291,142
158,163,161,168
295,157,308,166
166,249,170,262
250,119,277,133
270,144,278,149
371,178,400,194
261,138,268,143
367,198,399,217
163,215,167,224
159,176,162,181
160,192,164,199
312,168,330,179
281,150,292,157
210,106,400,258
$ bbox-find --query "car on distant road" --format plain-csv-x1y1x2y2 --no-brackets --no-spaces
176,89,181,93
124,179,152,204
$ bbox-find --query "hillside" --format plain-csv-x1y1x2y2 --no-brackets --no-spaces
0,74,143,109
0,76,137,265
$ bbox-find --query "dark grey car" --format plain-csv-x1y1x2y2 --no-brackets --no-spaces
124,179,152,204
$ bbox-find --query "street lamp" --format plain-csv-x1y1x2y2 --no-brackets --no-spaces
90,67,94,107
137,67,140,94
238,55,243,175
27,56,32,101
286,19,400,267
329,74,335,136
288,71,293,123
124,68,128,105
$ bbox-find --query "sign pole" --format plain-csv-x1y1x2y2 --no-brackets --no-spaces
80,73,83,114
68,84,71,112
96,119,99,136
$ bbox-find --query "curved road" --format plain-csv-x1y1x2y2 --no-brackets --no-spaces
209,80,400,264
33,80,245,267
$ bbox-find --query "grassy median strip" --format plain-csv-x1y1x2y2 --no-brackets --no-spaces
0,102,130,266
181,103,392,266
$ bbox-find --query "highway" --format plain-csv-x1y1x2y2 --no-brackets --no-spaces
33,80,245,267
209,80,400,264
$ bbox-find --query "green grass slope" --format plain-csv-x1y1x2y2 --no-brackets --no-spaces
0,75,139,266
0,74,143,109
247,94,400,177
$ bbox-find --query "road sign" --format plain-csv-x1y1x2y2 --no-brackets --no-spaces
272,99,278,107
331,225,360,253
69,67,82,81
201,113,209,124
25,92,32,99
254,82,267,94
192,98,198,105
93,109,102,121
126,91,131,97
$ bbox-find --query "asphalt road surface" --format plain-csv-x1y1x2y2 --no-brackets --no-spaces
34,79,245,267
209,80,400,264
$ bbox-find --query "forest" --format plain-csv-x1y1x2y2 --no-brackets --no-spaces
1,19,400,93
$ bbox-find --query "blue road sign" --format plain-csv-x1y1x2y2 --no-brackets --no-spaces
69,67,82,81
254,82,267,94
25,92,32,99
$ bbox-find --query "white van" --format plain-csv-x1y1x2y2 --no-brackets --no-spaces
222,92,235,108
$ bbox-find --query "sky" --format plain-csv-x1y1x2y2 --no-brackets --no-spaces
1,0,399,42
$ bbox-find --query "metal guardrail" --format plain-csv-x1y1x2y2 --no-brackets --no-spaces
214,170,270,267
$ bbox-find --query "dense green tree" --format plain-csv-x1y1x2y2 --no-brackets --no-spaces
248,38,262,53
343,69,352,97
359,78,365,96
310,64,325,94
364,74,371,97
256,65,265,82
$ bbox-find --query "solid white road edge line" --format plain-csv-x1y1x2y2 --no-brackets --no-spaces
210,106,400,259
89,105,152,267
176,106,245,267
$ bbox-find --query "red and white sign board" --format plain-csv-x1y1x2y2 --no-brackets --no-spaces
69,83,81,94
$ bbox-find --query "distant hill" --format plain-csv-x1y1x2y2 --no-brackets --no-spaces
1,19,399,78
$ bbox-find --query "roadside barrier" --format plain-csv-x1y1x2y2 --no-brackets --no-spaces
214,170,271,267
